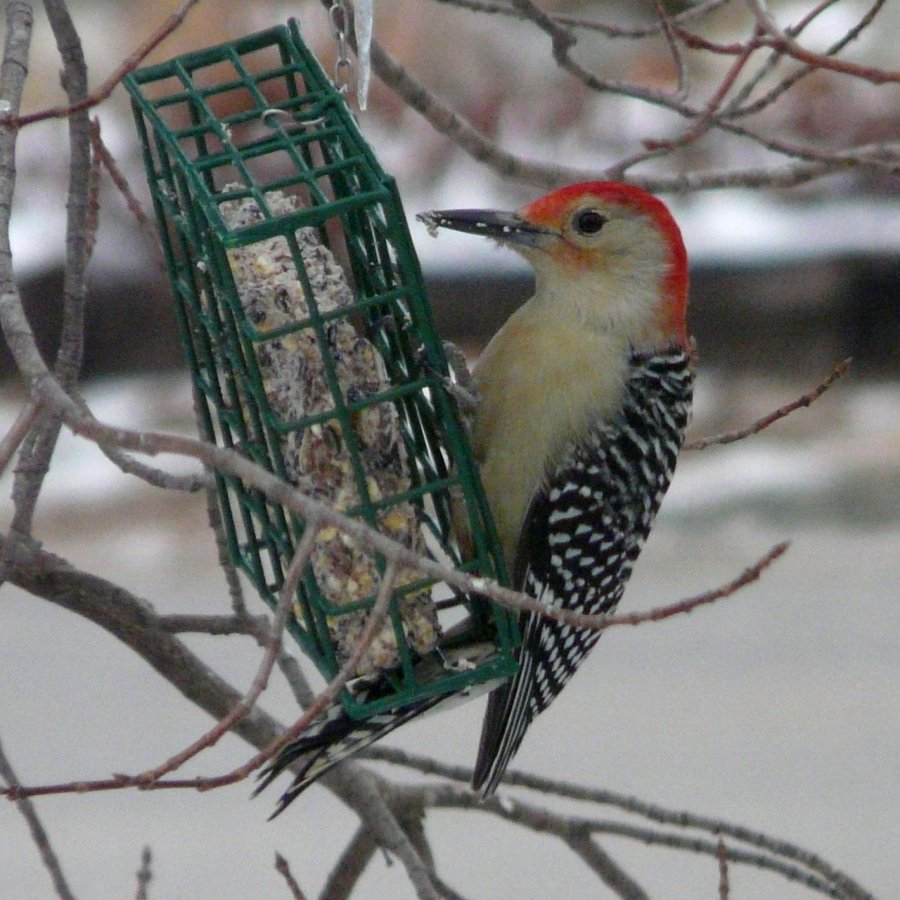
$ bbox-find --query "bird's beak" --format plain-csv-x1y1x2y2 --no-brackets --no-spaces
417,208,552,248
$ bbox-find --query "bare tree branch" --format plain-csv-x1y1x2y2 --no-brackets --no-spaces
44,0,89,385
320,825,378,900
0,399,38,477
13,0,202,128
566,832,650,900
743,0,900,84
398,783,868,899
686,359,852,450
0,0,36,582
89,118,165,270
5,378,791,637
93,437,210,491
0,534,442,898
275,648,317,710
652,0,689,102
0,532,389,799
6,0,92,545
370,748,875,898
726,0,875,118
593,541,789,628
366,24,900,192
432,0,735,40
129,524,320,786
643,27,761,152
157,613,269,636
0,734,79,900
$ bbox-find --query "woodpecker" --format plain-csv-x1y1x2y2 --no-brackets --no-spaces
256,182,693,812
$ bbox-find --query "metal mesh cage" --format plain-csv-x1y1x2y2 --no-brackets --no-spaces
123,21,518,718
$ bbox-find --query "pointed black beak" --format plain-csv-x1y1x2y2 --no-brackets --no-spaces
417,208,551,246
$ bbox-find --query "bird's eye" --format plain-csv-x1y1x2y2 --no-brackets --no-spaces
573,209,607,235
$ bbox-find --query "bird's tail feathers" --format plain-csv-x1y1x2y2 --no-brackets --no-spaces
256,695,440,817
471,621,538,798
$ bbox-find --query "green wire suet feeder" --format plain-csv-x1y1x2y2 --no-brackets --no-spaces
124,21,518,718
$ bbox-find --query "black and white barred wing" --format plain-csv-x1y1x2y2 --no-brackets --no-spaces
256,622,503,816
472,348,693,798
256,692,440,818
471,476,634,799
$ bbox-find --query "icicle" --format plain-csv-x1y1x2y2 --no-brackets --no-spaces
352,0,374,111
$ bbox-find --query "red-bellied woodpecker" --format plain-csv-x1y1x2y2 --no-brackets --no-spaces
256,182,694,813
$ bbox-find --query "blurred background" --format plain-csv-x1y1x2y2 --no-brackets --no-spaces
1,1,898,897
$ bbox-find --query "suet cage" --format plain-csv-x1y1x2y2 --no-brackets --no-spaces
124,21,518,718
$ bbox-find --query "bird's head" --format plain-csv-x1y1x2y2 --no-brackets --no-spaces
418,182,689,349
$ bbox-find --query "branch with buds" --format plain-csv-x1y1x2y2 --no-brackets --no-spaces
369,0,899,191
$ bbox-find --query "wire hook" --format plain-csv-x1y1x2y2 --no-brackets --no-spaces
261,107,327,132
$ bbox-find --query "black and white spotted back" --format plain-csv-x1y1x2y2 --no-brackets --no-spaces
473,345,694,797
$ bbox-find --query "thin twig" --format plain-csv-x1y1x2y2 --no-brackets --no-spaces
135,846,152,900
0,399,38,477
45,0,90,388
367,22,899,191
686,358,852,450
723,0,841,117
275,650,317,709
203,476,249,616
6,530,319,803
69,377,210,492
643,29,761,151
508,0,576,62
652,0,689,102
196,557,403,789
733,0,887,117
89,118,165,270
394,801,436,871
274,852,308,900
0,734,79,900
602,542,788,629
129,524,319,785
8,414,62,542
1,554,398,800
743,0,900,85
14,0,202,128
95,439,210,491
0,0,37,582
718,838,730,900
